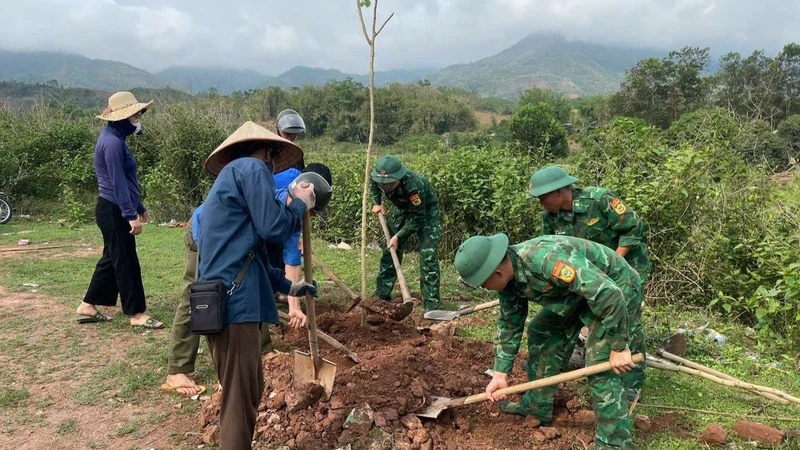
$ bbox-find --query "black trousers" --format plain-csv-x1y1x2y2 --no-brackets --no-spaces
83,197,147,316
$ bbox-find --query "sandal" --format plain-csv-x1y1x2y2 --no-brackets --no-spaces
77,312,112,324
135,317,164,329
161,382,206,397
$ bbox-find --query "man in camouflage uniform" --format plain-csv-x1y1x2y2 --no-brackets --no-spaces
528,166,649,399
454,233,644,450
528,166,651,284
370,155,441,312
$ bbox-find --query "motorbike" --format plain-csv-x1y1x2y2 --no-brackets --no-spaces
0,192,11,224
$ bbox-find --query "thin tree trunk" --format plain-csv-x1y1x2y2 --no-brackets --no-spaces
357,0,393,326
359,42,376,326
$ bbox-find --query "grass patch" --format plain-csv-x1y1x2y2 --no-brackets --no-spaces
56,418,79,435
115,419,140,437
0,387,29,408
73,382,108,406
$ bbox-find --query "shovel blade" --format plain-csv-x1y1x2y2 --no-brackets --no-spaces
293,351,338,400
414,396,452,419
422,310,460,321
360,297,414,321
658,333,688,357
345,296,363,312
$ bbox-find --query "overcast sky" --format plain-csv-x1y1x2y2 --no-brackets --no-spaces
1,0,798,75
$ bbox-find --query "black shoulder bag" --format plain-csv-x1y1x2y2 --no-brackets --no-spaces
189,248,255,335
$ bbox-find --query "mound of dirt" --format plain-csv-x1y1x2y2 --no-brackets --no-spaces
200,308,684,449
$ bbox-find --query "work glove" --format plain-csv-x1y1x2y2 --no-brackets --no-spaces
292,182,316,212
289,280,318,297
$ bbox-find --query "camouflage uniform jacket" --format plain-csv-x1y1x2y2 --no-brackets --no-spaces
370,170,440,239
493,235,641,374
542,187,651,279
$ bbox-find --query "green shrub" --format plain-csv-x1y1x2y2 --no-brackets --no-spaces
508,103,568,158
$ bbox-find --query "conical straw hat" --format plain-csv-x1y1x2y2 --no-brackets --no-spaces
204,121,303,176
96,91,153,121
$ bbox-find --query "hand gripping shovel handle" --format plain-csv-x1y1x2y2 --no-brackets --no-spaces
457,353,645,408
301,211,321,371
377,212,412,303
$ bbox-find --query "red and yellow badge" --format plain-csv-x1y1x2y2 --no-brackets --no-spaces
552,261,576,283
610,198,627,215
586,217,600,226
409,193,422,206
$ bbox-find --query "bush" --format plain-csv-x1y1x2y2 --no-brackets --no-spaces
572,117,800,342
508,103,568,158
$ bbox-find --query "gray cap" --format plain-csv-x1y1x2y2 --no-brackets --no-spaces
289,172,332,218
276,109,306,135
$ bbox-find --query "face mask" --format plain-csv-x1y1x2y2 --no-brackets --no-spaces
129,118,143,135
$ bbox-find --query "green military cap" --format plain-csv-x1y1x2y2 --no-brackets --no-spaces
454,233,509,289
370,155,408,184
527,166,579,198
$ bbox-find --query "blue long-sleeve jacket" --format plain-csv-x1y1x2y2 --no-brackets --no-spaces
93,120,145,220
197,157,307,324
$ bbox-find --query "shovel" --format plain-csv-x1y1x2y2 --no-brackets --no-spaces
293,211,337,399
654,333,793,405
423,299,500,321
311,254,362,312
415,353,644,418
278,311,359,363
377,211,413,305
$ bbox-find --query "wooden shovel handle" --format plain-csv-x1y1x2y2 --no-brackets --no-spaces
278,311,359,364
459,353,645,407
646,358,798,405
377,212,412,303
658,350,792,405
311,254,359,301
301,211,321,371
458,299,500,315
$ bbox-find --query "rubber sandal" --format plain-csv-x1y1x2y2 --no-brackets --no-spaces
161,382,206,397
76,312,112,324
136,317,164,329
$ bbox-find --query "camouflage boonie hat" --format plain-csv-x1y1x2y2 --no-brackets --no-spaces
527,166,579,198
370,155,408,184
454,234,509,289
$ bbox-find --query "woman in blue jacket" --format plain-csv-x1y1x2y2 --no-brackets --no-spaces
76,92,162,329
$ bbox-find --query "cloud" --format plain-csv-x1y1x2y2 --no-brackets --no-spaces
0,0,797,74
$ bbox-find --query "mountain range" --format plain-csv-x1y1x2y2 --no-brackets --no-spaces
0,33,664,98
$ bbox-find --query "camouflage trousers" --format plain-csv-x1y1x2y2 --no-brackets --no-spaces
374,211,441,312
519,289,645,449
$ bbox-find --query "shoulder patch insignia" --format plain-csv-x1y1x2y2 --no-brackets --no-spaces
552,261,576,283
610,198,627,215
586,217,600,226
409,193,422,206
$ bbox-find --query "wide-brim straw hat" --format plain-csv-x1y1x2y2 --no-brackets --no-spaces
97,91,153,121
203,121,303,176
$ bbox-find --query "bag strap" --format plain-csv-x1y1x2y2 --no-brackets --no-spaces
194,247,200,281
227,249,256,296
194,234,256,296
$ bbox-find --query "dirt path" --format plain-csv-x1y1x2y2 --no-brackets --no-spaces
0,286,202,450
